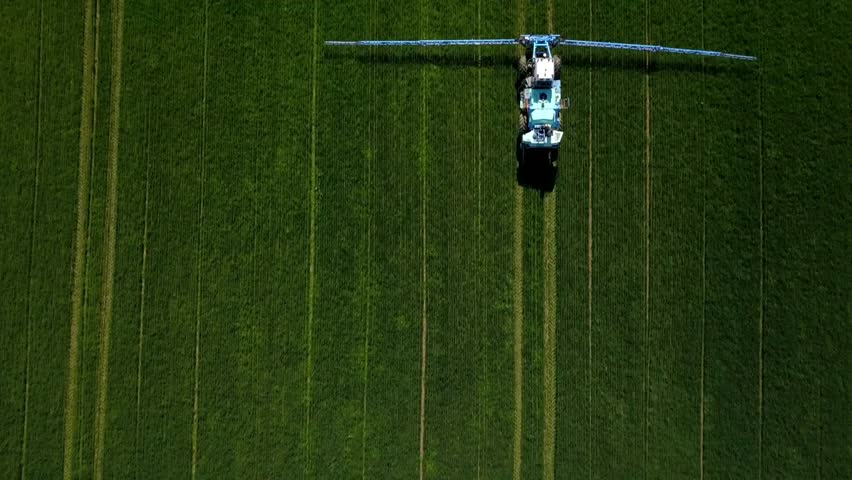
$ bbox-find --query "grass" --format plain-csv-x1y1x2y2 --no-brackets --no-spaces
0,0,849,479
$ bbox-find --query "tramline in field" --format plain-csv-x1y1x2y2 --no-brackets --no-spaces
326,34,755,180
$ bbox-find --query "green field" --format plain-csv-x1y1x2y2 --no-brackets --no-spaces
1,0,849,478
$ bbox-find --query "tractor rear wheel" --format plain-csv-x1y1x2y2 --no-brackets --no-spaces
517,55,528,75
519,113,528,133
554,55,562,80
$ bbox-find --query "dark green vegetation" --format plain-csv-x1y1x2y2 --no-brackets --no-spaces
0,0,848,479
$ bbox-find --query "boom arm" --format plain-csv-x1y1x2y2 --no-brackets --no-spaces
325,38,519,47
560,39,756,61
325,34,756,61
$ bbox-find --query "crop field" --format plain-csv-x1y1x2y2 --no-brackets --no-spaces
0,0,849,478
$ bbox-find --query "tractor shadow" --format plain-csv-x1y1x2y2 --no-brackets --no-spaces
323,49,516,68
563,51,737,75
325,48,745,75
516,135,558,195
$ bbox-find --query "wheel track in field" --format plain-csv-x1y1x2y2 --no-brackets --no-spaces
134,98,152,480
78,2,107,471
817,379,822,479
586,2,594,479
191,1,209,479
361,1,377,478
700,3,706,479
417,5,428,479
543,193,556,480
20,2,45,477
250,29,262,470
77,0,101,471
512,185,524,480
546,0,554,32
251,64,260,479
757,3,765,477
79,0,102,468
63,0,98,476
417,2,430,480
542,4,557,480
643,1,652,478
475,1,484,479
304,0,319,476
512,3,526,479
92,0,125,477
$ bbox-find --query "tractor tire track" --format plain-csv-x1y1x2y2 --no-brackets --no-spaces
249,20,262,471
417,40,428,480
543,5,556,480
134,97,152,480
512,185,524,480
63,0,98,476
700,3,706,479
757,3,765,477
543,194,557,480
546,0,554,32
417,3,429,480
586,3,594,479
643,2,652,477
304,0,320,476
361,2,377,477
92,0,125,477
512,3,526,479
191,1,209,478
19,3,45,477
78,0,102,469
475,1,484,478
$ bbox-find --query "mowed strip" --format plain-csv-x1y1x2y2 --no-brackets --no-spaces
63,0,98,477
91,0,125,478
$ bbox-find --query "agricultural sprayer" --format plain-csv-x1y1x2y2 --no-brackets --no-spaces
326,32,755,183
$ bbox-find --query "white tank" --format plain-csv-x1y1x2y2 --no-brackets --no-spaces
533,58,555,85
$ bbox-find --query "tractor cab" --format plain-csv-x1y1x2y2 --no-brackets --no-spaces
528,90,560,128
518,80,565,149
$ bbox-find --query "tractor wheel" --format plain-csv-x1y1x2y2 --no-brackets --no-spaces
553,55,562,80
517,55,528,75
517,75,533,92
519,113,528,133
516,137,525,170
